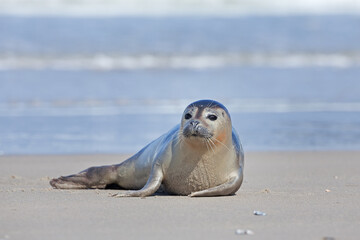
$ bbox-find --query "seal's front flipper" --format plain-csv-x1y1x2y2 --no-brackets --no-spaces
112,163,164,197
50,165,118,189
189,170,243,197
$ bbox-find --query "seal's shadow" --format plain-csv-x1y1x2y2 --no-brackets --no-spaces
104,183,171,196
105,183,123,189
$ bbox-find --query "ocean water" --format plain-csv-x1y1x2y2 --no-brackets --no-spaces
1,13,360,155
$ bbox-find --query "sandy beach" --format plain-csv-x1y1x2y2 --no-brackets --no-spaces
1,151,359,240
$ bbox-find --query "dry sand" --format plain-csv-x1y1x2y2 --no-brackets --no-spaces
1,152,359,240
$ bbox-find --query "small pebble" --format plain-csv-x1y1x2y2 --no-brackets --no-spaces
325,189,331,192
253,210,266,216
261,188,271,193
235,229,254,235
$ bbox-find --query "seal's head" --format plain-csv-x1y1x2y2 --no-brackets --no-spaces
181,100,232,149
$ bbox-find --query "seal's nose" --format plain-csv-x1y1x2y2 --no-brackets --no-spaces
183,120,204,137
189,120,200,127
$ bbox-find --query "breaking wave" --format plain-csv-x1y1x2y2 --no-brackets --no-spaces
1,53,360,71
1,99,360,117
1,0,360,16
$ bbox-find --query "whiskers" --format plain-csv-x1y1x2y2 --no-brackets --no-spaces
173,130,184,149
176,128,231,154
211,137,231,151
204,135,231,154
203,137,216,154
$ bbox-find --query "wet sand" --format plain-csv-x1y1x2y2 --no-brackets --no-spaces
1,152,359,240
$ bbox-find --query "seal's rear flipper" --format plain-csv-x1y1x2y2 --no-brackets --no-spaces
50,175,91,189
50,165,118,189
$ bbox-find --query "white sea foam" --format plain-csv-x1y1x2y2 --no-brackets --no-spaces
1,53,360,71
0,0,360,16
1,99,360,117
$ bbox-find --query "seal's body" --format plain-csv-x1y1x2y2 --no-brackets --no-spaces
50,100,244,197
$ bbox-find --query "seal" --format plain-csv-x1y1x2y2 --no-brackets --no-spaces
50,99,244,197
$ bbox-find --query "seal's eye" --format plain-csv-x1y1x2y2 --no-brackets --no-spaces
184,113,192,120
208,114,217,121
